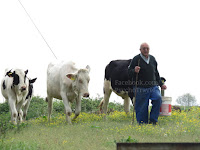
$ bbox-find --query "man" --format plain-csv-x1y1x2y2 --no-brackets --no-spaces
128,43,167,124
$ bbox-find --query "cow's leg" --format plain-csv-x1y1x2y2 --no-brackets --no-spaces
72,95,81,121
60,92,72,124
47,95,53,123
124,96,130,114
16,100,24,123
22,99,31,120
18,109,23,123
103,79,112,114
8,99,17,125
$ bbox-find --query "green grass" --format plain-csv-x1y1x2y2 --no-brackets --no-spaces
1,107,200,150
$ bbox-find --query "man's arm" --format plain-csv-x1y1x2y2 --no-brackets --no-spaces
154,59,167,89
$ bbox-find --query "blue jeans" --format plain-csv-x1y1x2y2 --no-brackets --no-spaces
134,86,162,124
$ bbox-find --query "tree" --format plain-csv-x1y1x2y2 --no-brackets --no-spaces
176,93,197,107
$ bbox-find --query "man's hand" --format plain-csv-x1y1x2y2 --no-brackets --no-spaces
161,85,167,90
135,66,140,73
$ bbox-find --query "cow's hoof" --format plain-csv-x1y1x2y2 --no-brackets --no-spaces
13,121,17,125
66,121,72,125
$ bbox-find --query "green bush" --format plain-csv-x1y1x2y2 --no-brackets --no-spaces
0,101,9,114
0,96,126,116
53,97,103,113
51,97,126,113
80,97,102,112
53,100,64,113
109,101,124,112
26,96,48,120
0,96,125,120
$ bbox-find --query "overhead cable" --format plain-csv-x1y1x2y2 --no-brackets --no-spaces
17,0,58,59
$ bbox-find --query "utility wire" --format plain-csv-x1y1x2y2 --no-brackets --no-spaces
17,0,58,59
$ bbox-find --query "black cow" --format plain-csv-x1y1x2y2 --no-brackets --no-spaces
100,59,134,114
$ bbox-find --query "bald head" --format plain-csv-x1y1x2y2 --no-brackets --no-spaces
140,43,150,58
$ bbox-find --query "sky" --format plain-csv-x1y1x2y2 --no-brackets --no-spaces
0,0,200,105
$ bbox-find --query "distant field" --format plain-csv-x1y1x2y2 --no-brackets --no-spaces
1,106,200,150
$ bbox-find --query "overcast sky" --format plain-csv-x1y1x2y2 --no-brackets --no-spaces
0,0,200,105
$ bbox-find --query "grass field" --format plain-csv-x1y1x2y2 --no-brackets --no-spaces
1,106,200,150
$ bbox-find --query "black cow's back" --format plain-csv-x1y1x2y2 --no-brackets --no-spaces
104,59,134,99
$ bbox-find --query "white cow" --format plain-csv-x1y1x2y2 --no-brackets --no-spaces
46,61,90,124
1,69,29,124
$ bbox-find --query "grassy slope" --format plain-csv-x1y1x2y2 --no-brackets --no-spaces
1,107,200,150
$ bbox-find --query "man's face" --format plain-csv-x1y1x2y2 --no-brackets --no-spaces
140,43,150,58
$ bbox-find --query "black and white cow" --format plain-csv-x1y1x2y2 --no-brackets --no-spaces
1,69,36,124
100,59,134,114
22,77,37,120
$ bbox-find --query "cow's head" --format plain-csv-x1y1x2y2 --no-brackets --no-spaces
66,65,90,97
26,77,37,99
7,69,29,94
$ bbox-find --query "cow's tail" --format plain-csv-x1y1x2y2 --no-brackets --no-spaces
104,63,111,81
45,97,48,102
103,62,111,93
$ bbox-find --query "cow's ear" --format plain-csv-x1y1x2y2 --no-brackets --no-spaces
25,70,28,75
66,74,76,81
30,78,37,83
6,70,13,77
86,65,90,73
7,72,13,77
